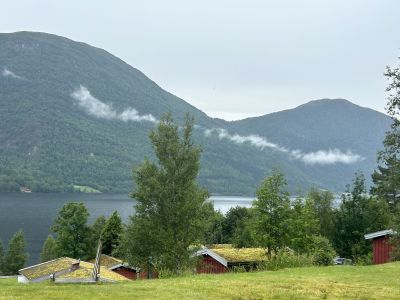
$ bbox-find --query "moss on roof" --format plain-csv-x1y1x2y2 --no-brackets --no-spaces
59,267,92,279
210,246,268,263
19,257,78,280
79,261,128,281
88,254,122,269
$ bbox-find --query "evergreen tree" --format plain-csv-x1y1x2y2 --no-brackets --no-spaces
252,170,291,258
3,230,28,275
40,235,57,262
371,61,400,212
388,205,400,261
51,202,91,259
102,211,123,255
120,113,209,272
0,239,4,275
334,173,390,260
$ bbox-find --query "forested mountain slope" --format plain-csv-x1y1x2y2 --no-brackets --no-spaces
0,32,391,195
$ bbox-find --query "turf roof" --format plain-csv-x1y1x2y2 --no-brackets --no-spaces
210,245,268,263
19,257,78,280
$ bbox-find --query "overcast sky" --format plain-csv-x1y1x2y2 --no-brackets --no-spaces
1,0,399,120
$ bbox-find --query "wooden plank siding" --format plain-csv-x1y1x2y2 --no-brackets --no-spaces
112,267,137,280
373,236,393,264
197,255,228,274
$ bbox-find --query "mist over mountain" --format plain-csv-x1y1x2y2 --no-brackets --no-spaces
0,32,391,195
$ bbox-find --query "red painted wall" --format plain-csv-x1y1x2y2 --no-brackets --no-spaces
138,269,158,280
373,236,393,264
113,267,137,280
112,267,158,280
197,255,228,274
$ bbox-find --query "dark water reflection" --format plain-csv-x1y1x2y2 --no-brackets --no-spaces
0,193,253,265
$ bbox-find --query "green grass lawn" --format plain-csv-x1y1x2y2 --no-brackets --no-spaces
1,263,400,300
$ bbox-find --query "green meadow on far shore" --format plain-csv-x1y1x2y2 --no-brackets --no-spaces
1,263,400,300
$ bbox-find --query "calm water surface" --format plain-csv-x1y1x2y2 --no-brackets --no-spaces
0,193,253,264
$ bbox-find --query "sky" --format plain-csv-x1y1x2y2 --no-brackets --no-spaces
1,0,399,120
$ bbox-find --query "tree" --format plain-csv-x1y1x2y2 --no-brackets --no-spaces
232,211,256,248
389,205,400,261
0,239,4,275
288,197,319,254
52,202,91,259
3,230,28,275
102,211,123,255
40,235,57,262
334,173,390,260
202,203,225,245
88,215,106,258
309,235,336,266
307,188,335,241
121,113,209,272
371,61,400,212
221,206,251,244
252,170,291,259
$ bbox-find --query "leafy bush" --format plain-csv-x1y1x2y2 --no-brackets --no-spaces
157,267,194,279
354,253,372,266
231,265,247,273
258,249,313,271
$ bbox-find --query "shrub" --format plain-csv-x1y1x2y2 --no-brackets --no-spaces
157,267,194,278
232,265,247,273
354,253,372,266
258,249,313,271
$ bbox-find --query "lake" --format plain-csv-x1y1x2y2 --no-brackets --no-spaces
0,193,254,265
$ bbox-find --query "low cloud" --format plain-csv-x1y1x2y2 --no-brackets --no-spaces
204,128,288,152
290,149,363,165
204,127,363,165
2,68,23,79
71,86,157,123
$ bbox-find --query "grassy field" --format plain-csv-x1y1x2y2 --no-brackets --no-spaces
1,263,400,300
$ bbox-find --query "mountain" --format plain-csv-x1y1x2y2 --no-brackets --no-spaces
229,99,392,191
0,32,392,195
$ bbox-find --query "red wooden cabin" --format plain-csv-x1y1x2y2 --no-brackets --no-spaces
364,230,394,264
196,248,229,274
196,246,267,274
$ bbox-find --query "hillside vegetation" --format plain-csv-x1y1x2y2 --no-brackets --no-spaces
1,263,400,299
0,31,392,195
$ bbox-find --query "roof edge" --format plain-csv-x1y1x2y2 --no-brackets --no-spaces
195,247,228,267
364,229,394,240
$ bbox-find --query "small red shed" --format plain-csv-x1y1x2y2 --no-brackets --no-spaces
364,229,394,264
196,247,229,274
195,245,268,274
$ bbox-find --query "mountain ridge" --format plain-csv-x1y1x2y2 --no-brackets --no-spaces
0,31,392,195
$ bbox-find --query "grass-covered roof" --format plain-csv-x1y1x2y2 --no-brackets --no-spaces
209,245,268,263
88,254,122,269
19,257,78,280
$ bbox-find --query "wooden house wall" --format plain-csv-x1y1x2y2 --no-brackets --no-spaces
197,255,228,274
112,267,137,280
373,236,392,264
